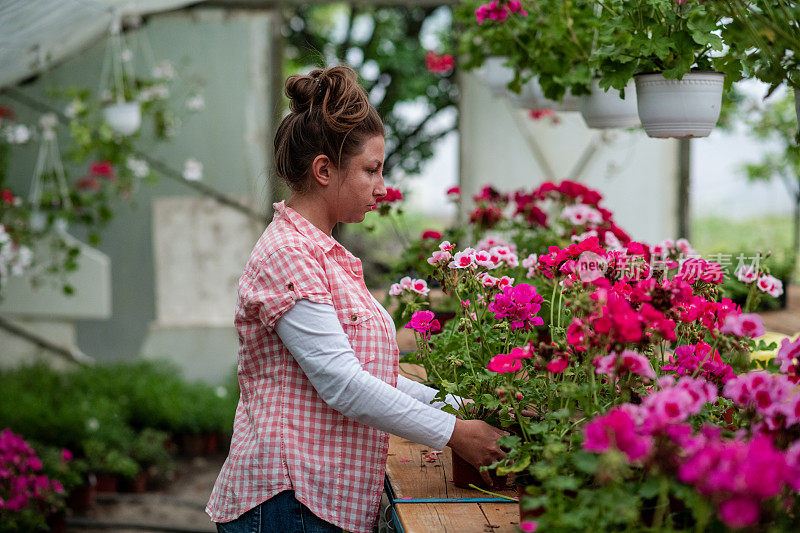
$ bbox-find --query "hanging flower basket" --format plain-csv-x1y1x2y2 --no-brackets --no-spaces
634,71,725,138
102,101,142,136
508,76,579,112
579,79,640,129
480,56,515,97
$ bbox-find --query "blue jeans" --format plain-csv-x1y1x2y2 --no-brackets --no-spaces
215,490,344,533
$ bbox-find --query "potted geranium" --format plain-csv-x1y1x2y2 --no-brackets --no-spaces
593,0,728,138
456,0,638,123
714,0,800,123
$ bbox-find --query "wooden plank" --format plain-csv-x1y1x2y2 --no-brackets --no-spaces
387,435,517,500
395,502,519,533
480,502,523,532
395,503,488,533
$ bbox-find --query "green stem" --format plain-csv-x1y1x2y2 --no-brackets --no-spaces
467,484,519,501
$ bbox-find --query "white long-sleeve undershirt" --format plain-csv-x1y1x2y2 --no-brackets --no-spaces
274,297,459,450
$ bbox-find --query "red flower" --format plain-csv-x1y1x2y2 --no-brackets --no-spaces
90,161,116,179
529,109,555,120
425,51,455,74
377,187,403,204
0,106,16,121
76,175,101,192
421,230,442,240
1,189,14,205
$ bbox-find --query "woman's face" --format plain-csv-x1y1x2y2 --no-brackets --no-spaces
334,135,387,224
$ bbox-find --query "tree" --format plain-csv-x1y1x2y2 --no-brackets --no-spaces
283,3,458,179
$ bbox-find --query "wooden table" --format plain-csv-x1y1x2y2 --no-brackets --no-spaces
384,435,521,533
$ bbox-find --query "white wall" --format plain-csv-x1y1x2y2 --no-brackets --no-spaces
458,72,680,244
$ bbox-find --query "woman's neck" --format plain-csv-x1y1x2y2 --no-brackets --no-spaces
285,195,335,236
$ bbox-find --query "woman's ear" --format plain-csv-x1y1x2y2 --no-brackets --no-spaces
311,154,333,187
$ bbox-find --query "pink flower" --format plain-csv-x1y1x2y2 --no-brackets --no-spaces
546,357,568,374
662,342,735,385
475,1,508,24
757,274,784,298
519,520,538,532
61,449,73,462
593,350,655,381
735,264,758,283
449,248,476,269
410,279,430,296
90,160,115,178
377,187,403,204
425,51,455,74
720,312,765,338
497,276,514,289
478,273,499,287
718,497,760,529
421,230,442,240
439,240,456,252
528,109,555,120
389,283,403,296
507,0,528,15
1,189,14,205
487,283,545,330
561,204,602,226
487,352,522,373
583,407,652,462
776,336,800,374
474,250,498,269
446,186,461,201
404,310,441,339
427,250,452,265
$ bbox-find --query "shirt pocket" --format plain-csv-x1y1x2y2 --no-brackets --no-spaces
336,305,376,364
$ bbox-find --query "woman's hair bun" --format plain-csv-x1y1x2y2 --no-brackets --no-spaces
284,66,372,133
274,65,384,193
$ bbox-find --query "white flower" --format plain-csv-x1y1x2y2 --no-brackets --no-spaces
64,100,82,119
121,48,133,62
215,386,228,398
86,417,100,432
6,124,30,144
139,85,170,102
39,113,58,132
0,225,9,245
183,158,203,181
561,204,602,226
409,279,430,296
735,264,758,284
126,156,149,179
388,283,403,296
186,94,205,111
152,60,176,80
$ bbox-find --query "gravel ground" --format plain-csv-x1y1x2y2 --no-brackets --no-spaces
65,455,225,533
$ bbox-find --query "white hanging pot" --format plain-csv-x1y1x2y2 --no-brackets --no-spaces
102,101,142,135
30,210,47,233
508,76,580,112
580,79,640,129
634,71,725,138
480,56,515,97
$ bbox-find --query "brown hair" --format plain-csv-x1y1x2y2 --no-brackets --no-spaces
274,65,385,193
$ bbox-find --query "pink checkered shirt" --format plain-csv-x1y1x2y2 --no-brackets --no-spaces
206,201,398,533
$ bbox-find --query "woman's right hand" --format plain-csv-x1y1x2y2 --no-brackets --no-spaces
446,418,508,487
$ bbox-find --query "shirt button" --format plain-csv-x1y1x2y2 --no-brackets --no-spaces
287,282,294,291
351,314,358,322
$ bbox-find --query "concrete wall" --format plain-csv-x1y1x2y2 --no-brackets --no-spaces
458,71,680,244
0,8,278,382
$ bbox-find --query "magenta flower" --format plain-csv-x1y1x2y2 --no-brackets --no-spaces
487,352,522,373
404,310,441,339
776,336,800,375
582,407,652,462
487,283,544,330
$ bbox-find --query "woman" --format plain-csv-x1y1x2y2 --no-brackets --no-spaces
206,65,507,533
